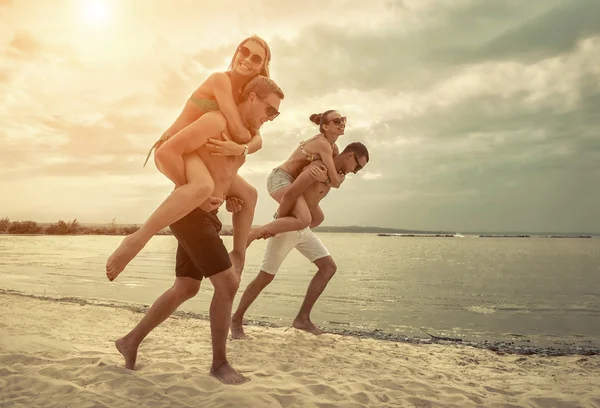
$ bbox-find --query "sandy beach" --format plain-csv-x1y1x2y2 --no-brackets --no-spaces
1,292,599,408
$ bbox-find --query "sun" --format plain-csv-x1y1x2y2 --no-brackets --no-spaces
81,0,110,26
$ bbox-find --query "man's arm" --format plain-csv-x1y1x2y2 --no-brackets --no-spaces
246,128,263,154
155,112,226,187
277,167,319,218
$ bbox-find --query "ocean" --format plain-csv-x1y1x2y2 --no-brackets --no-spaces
1,234,599,350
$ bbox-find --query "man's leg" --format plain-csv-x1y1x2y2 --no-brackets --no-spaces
169,208,248,385
231,229,299,339
292,256,336,335
115,276,200,369
292,229,336,335
207,267,248,384
230,271,274,339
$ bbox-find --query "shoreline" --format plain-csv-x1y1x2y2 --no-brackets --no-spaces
2,289,598,357
3,231,598,236
2,290,600,407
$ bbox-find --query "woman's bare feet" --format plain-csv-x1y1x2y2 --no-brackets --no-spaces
115,337,138,370
210,362,249,385
106,232,145,281
230,315,247,339
292,317,323,335
246,227,273,247
246,228,261,247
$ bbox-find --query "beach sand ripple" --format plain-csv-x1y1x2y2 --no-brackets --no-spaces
1,293,599,407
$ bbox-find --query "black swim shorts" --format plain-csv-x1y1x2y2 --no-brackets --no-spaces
169,208,232,281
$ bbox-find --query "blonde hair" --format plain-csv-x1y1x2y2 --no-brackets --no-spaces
240,76,284,102
228,35,271,78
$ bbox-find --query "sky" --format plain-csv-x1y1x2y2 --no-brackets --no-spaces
1,0,599,233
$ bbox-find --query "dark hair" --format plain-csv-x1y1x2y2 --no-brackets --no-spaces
341,142,369,163
309,110,337,133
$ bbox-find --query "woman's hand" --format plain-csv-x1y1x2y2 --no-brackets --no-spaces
199,196,224,212
206,131,245,156
308,164,328,182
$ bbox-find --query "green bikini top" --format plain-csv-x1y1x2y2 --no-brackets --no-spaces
189,95,220,112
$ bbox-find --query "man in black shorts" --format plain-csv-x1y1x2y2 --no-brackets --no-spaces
114,76,284,385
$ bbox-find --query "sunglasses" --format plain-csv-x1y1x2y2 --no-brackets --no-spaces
352,154,363,173
327,117,347,126
238,46,263,65
256,95,280,120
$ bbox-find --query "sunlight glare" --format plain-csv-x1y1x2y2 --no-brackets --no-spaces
81,0,110,26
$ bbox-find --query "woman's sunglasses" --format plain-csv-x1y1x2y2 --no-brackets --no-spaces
238,46,263,65
327,117,347,126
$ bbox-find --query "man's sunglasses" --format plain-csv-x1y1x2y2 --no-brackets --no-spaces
352,154,363,173
257,96,280,120
239,46,263,65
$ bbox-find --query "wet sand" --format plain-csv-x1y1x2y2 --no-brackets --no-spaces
1,292,600,407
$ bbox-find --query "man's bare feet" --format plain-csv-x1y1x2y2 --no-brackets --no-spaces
292,317,323,335
210,362,249,385
230,315,247,339
106,232,145,281
115,337,138,370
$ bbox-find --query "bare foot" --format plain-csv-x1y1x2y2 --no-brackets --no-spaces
115,337,138,370
106,232,145,281
230,315,247,339
210,362,249,385
246,227,273,247
246,228,261,247
292,318,323,335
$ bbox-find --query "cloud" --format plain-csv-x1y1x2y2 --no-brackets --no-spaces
7,32,41,58
267,1,599,100
361,172,382,180
473,0,600,62
1,0,599,232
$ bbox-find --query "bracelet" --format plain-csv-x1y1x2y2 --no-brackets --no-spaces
241,144,249,156
324,178,331,185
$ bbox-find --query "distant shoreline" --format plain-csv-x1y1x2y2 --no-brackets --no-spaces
1,217,598,237
1,231,597,238
1,290,598,356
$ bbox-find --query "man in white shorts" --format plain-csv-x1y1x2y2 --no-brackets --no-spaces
231,142,369,336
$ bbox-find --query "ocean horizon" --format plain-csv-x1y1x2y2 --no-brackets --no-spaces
2,233,599,355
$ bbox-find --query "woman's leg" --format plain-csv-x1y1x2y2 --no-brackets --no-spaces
247,185,312,246
309,205,324,228
106,154,215,280
226,175,258,278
